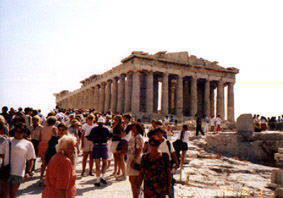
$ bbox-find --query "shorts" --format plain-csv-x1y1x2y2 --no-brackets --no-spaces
92,144,108,159
82,140,93,153
0,175,24,184
117,140,128,154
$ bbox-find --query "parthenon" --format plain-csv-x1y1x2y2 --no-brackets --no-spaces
54,51,239,121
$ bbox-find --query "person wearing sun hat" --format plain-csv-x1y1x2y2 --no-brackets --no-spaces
87,116,112,187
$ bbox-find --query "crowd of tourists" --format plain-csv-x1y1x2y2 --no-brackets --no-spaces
0,105,226,198
253,114,283,132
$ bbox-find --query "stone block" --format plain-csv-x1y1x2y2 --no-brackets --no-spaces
236,114,254,133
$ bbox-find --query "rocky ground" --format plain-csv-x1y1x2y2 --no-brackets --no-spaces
18,133,277,198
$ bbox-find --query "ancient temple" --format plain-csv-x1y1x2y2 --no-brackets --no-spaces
54,51,239,121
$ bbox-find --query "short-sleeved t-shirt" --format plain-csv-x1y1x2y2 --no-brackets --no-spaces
0,138,36,177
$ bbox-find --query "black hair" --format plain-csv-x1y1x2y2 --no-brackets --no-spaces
123,114,132,121
47,116,57,126
182,124,188,130
133,123,144,136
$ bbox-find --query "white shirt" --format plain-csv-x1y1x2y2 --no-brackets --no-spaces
177,130,190,143
82,123,95,144
82,123,94,136
122,124,132,141
0,138,36,177
158,139,175,160
215,117,222,125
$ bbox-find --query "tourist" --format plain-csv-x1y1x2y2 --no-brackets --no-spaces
45,122,68,165
203,115,210,133
260,116,268,131
215,115,222,132
152,128,179,198
68,119,81,141
110,115,127,179
173,125,189,169
126,123,144,198
195,113,204,136
170,115,175,125
38,116,58,185
87,116,112,186
1,107,11,128
23,107,33,128
0,123,36,198
81,114,95,176
42,135,77,198
138,137,172,198
0,115,9,136
29,115,43,174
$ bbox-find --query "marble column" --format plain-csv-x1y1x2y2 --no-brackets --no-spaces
99,83,106,113
117,74,126,113
95,85,100,111
104,80,111,113
125,73,132,112
111,77,118,113
146,72,154,114
204,79,210,117
162,73,169,115
176,75,184,116
153,77,159,112
227,82,235,121
210,86,215,118
183,79,190,115
216,81,224,118
190,77,197,116
131,71,141,113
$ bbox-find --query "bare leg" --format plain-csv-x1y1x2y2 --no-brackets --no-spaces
101,159,108,175
89,152,94,175
0,183,9,198
181,150,187,169
10,184,20,198
40,158,46,179
82,152,89,175
129,176,140,198
107,160,111,170
119,154,126,176
111,153,118,176
95,159,101,179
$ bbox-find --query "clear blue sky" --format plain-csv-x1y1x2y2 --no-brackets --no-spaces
0,0,282,117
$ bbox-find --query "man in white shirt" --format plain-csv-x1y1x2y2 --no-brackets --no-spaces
0,123,36,197
81,114,95,176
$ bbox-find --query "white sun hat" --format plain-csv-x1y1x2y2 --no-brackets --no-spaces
97,116,106,123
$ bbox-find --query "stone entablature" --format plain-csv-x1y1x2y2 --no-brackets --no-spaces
54,51,239,121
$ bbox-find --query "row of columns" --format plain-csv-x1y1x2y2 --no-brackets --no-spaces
59,71,235,121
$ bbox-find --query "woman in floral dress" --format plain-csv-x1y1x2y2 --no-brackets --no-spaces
139,136,172,198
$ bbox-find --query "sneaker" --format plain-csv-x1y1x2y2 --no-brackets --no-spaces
94,182,101,187
88,172,94,176
100,178,108,185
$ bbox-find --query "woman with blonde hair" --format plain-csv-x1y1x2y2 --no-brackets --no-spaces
42,135,77,198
